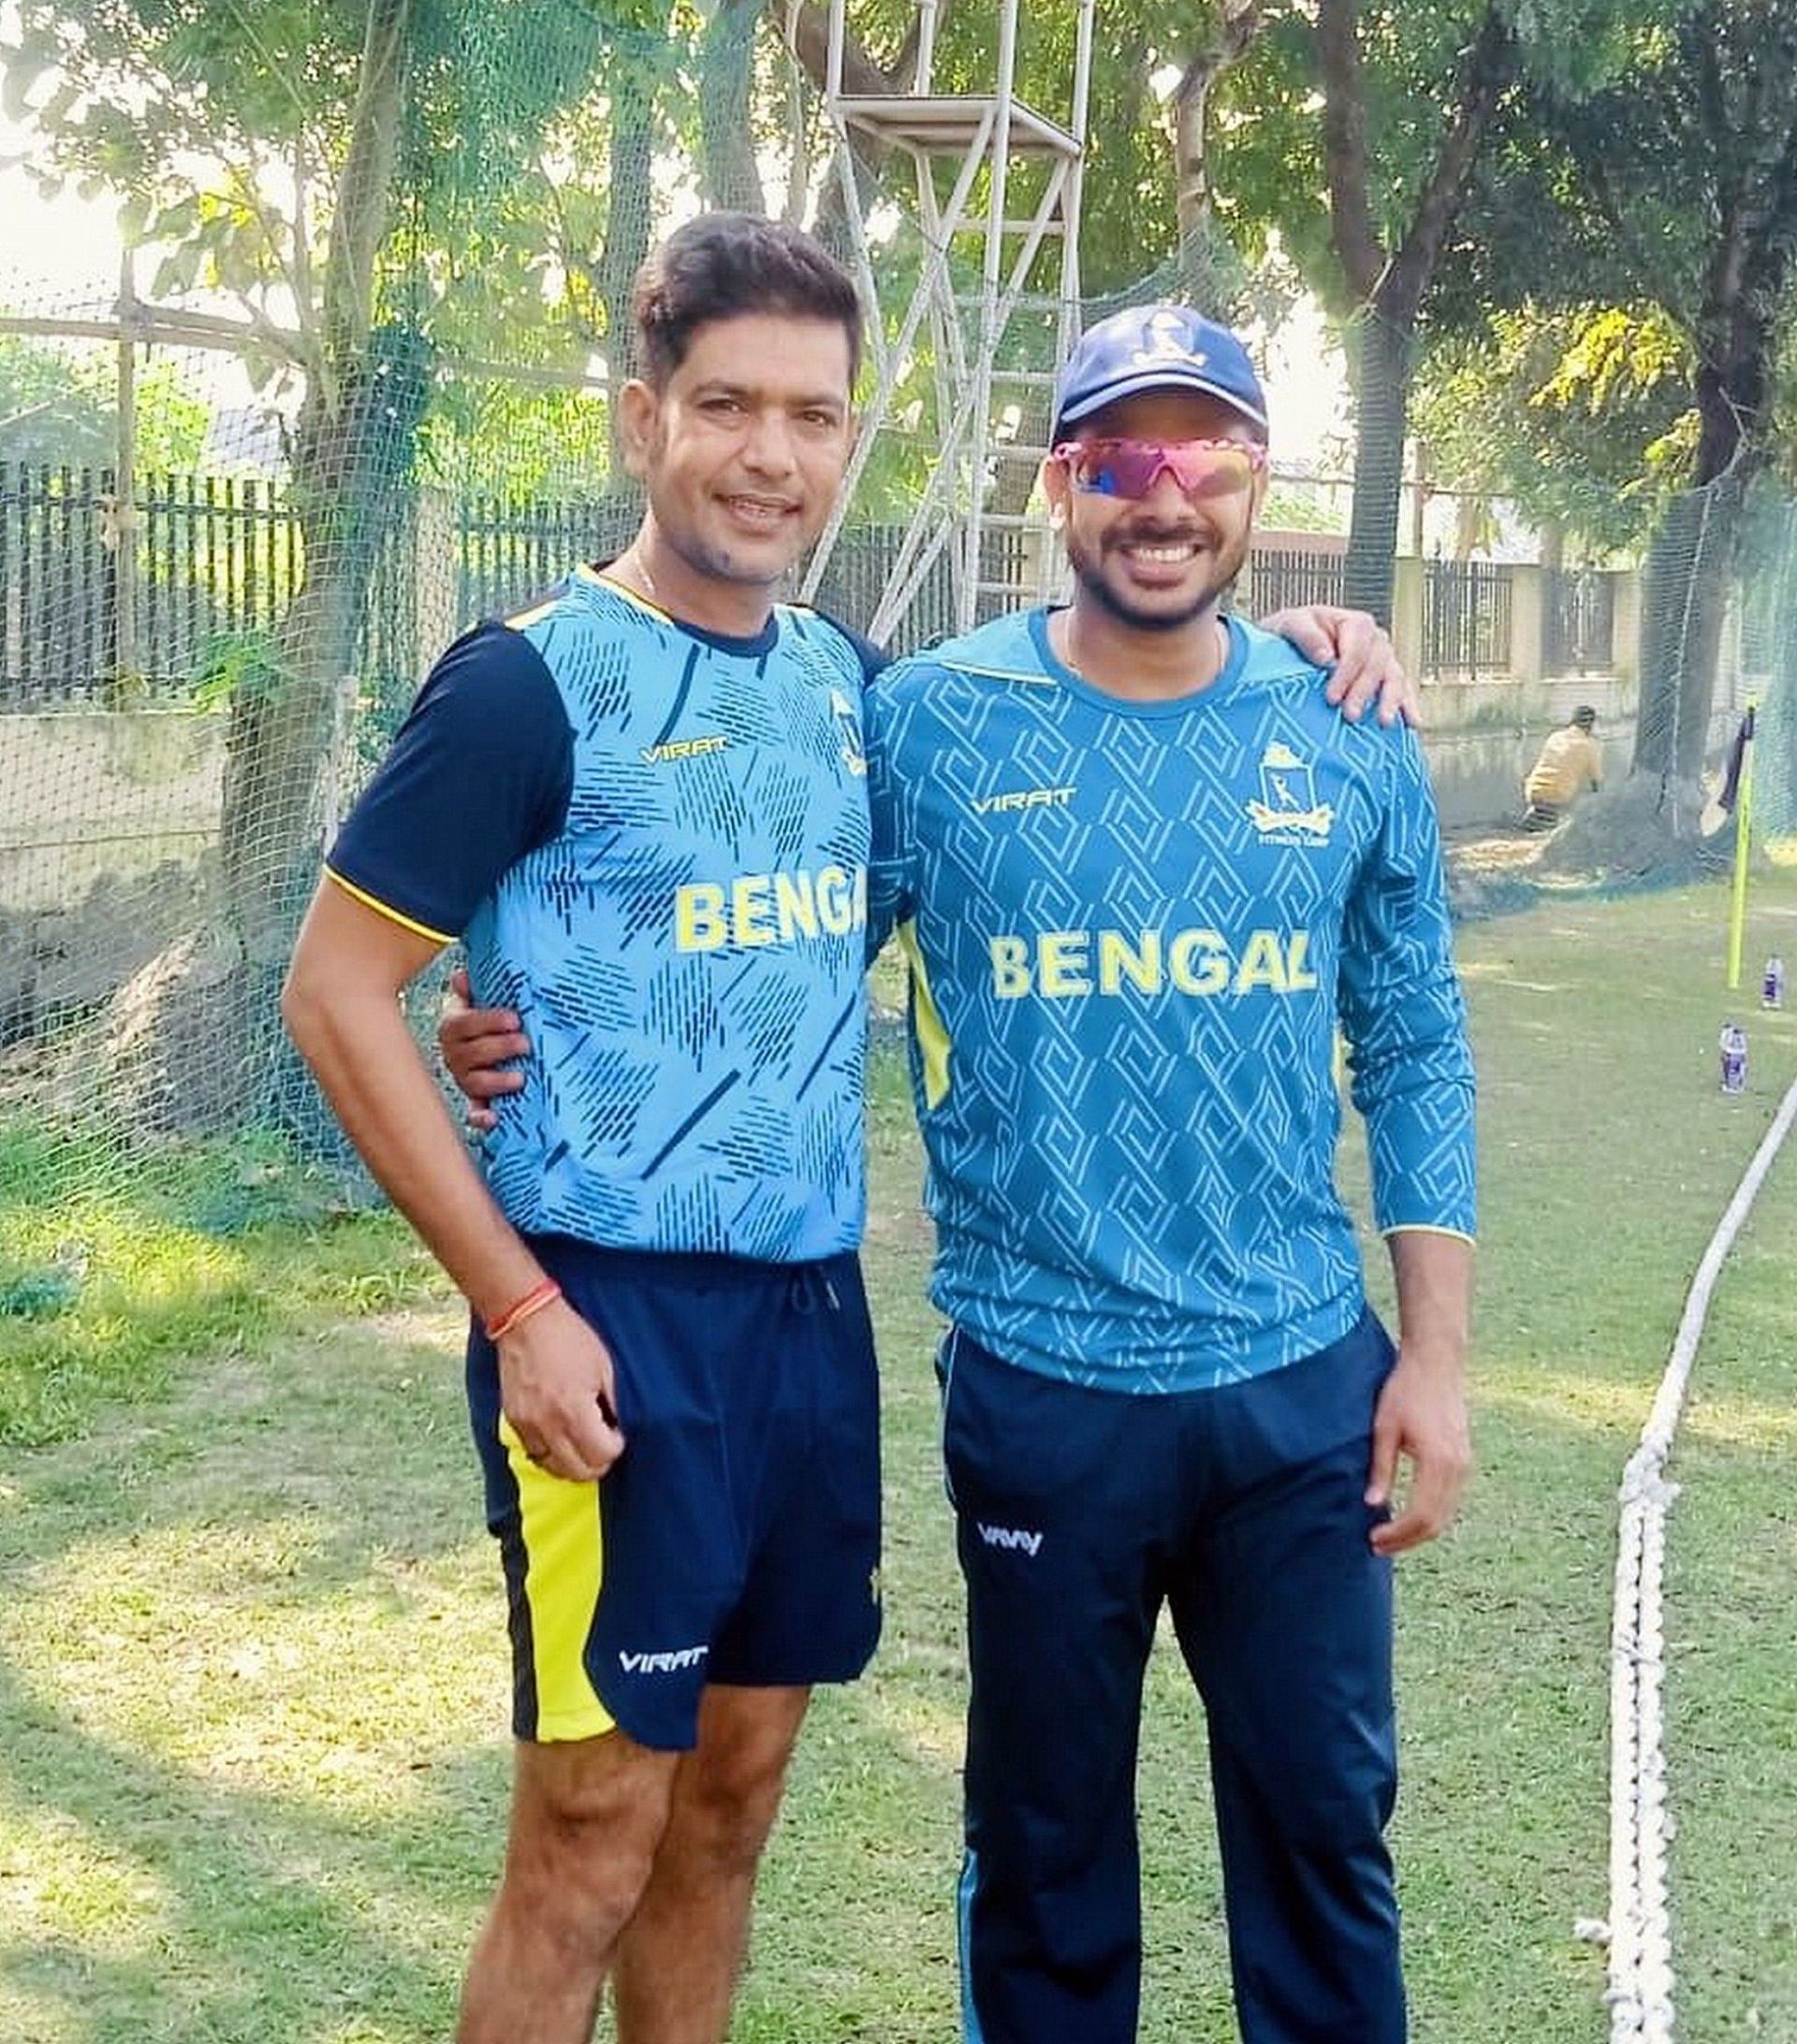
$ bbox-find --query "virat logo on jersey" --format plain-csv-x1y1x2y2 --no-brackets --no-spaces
1246,740,1334,846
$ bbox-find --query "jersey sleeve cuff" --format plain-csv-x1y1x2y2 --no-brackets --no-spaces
1379,1221,1477,1247
324,865,456,947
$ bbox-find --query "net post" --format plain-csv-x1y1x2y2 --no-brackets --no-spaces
1726,698,1757,990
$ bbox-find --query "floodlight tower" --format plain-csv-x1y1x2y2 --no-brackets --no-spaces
798,0,1095,643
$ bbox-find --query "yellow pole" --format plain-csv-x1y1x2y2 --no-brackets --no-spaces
1727,698,1758,990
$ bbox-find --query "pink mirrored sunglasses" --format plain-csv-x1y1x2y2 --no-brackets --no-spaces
1052,436,1268,502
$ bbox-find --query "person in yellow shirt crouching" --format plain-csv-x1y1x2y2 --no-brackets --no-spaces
1523,706,1601,829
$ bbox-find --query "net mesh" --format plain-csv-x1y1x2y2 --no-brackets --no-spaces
3,1,1794,1309
1726,483,1797,853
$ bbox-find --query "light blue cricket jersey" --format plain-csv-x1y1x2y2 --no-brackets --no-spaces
865,607,1476,1391
331,569,875,1263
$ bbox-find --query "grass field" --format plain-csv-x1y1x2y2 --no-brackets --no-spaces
3,872,1796,2042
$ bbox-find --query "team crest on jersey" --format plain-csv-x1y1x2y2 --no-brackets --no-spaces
1246,740,1334,845
831,687,868,777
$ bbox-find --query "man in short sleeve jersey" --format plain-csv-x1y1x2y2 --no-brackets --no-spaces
285,216,887,2044
862,309,1475,2044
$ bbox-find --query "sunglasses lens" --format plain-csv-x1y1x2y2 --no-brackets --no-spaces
1070,448,1140,496
1069,441,1258,500
1108,448,1164,496
1173,445,1258,498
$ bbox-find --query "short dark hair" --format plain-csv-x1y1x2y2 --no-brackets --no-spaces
1572,705,1598,728
632,213,864,389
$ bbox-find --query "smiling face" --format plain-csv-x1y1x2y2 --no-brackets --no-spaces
1045,388,1266,635
620,311,855,604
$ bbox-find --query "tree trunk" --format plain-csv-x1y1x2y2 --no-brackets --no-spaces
699,0,768,213
1174,2,1265,242
218,328,426,957
600,66,658,473
205,0,416,1134
1341,312,1411,621
1630,471,1748,804
1539,518,1564,574
1317,0,1514,624
1629,315,1764,822
321,0,413,379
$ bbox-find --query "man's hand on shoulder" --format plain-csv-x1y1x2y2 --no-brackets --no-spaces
1260,604,1421,728
441,964,530,1132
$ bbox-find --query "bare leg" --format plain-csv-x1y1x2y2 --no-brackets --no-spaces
611,1685,811,2044
458,1730,679,2044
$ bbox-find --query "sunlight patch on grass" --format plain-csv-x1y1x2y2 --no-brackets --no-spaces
9,1523,500,1812
0,1801,171,1956
865,1689,965,1774
1678,1389,1797,1452
1456,956,1572,995
1476,1366,1653,1437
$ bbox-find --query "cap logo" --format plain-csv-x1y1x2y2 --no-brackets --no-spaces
1132,309,1199,368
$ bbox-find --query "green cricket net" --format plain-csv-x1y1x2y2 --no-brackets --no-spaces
0,0,1251,1283
4,0,1788,1323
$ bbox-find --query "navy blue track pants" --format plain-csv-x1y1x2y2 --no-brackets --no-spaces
942,1309,1404,2044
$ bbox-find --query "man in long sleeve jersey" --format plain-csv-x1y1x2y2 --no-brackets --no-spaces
865,306,1475,2044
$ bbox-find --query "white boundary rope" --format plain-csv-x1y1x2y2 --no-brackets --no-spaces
1602,1073,1797,2040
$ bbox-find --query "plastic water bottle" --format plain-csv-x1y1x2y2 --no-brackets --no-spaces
1719,1022,1748,1095
1762,956,1786,1010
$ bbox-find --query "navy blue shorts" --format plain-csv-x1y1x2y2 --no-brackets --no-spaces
467,1240,882,1751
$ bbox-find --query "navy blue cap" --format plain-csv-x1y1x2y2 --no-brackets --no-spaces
1053,305,1268,438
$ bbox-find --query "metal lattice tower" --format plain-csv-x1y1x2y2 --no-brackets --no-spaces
799,0,1095,642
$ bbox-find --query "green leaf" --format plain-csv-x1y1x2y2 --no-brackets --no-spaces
0,50,50,123
151,241,203,300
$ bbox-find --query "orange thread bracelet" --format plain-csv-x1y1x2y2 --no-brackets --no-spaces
486,1278,562,1342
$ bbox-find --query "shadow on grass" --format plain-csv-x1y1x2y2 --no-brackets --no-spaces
0,1314,498,2041
0,1271,970,2043
0,1643,510,2044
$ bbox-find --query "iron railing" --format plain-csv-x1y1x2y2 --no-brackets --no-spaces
1424,558,1512,678
1542,567,1616,676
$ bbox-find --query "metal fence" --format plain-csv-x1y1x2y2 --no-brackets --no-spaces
455,491,642,623
0,463,999,704
1424,558,1512,678
1542,567,1616,675
1241,545,1348,617
809,524,957,650
0,464,114,704
1,463,301,704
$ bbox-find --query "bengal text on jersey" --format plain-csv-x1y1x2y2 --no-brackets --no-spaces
674,865,869,952
989,927,1319,1000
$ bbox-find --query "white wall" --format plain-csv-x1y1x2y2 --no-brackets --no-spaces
0,708,222,912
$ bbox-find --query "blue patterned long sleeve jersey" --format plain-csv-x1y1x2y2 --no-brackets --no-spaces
865,608,1475,1393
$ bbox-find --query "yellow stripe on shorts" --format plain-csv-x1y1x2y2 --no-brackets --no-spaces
499,1414,616,1743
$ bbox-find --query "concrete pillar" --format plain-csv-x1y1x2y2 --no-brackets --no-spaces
1509,563,1544,684
1393,556,1424,679
414,488,460,664
1611,568,1641,683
